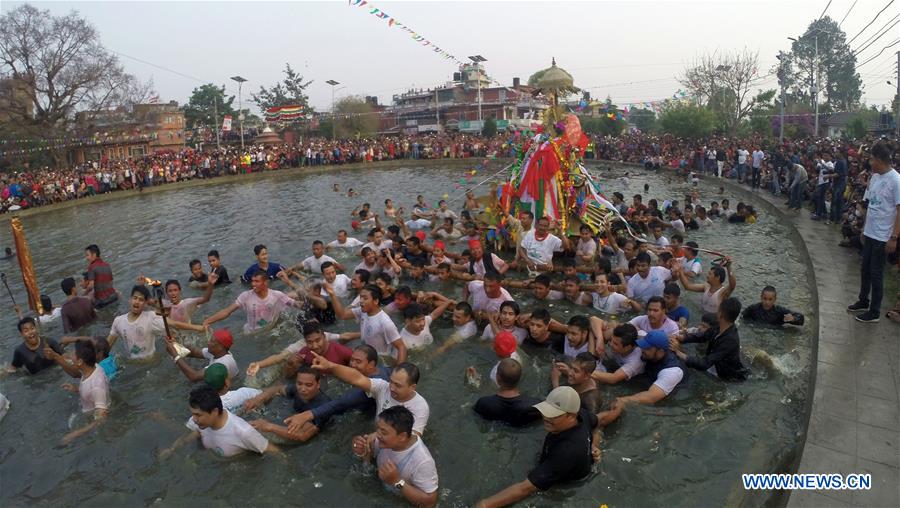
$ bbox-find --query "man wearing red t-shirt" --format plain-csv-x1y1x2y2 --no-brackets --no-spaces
284,321,353,379
84,244,118,308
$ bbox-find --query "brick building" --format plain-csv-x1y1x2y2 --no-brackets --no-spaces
68,102,186,163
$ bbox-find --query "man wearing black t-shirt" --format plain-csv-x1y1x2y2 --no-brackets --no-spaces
473,358,541,427
520,308,565,349
4,317,64,375
475,386,600,508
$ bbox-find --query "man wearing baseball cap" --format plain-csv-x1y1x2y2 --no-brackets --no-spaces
165,328,239,383
476,385,599,508
617,330,686,406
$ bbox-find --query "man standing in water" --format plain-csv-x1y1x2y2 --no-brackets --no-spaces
475,386,602,508
108,286,201,360
204,270,308,333
3,317,64,375
848,142,900,323
84,244,118,308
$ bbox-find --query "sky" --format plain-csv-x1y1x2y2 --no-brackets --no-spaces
4,0,899,114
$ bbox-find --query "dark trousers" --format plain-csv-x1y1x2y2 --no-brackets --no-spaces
858,236,887,312
830,186,845,223
752,166,761,188
814,185,827,217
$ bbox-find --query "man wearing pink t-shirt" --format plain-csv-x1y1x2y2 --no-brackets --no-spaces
203,270,302,333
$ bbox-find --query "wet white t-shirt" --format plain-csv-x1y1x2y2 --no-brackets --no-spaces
626,266,671,301
79,367,109,414
166,297,202,323
367,378,430,435
202,348,239,379
373,437,439,495
186,410,269,457
467,281,513,314
352,308,401,357
453,321,478,340
481,325,528,345
328,237,364,248
109,311,166,360
590,291,630,315
520,230,563,265
596,347,645,378
301,254,337,274
321,274,352,299
400,316,434,350
235,289,296,332
628,315,680,336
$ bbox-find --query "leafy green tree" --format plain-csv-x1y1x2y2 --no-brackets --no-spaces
659,104,716,138
628,108,657,133
482,117,497,138
786,16,861,112
183,84,236,130
334,96,378,139
252,64,313,111
845,116,867,139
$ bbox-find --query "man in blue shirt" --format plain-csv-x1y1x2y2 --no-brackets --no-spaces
241,244,289,282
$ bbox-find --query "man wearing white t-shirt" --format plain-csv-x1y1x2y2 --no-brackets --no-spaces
351,406,439,507
181,385,278,457
590,320,645,386
464,272,514,318
516,217,568,271
54,340,109,445
627,297,680,337
327,229,364,250
626,252,671,302
319,261,352,299
849,142,900,323
616,330,686,405
108,285,202,360
329,283,407,363
290,240,343,275
736,147,749,183
312,354,429,435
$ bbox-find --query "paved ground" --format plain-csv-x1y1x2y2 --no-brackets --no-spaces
743,187,899,508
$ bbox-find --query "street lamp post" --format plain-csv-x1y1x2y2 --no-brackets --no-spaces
777,52,786,143
230,75,247,150
326,79,340,140
468,55,487,126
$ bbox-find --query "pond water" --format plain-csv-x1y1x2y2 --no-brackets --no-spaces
0,163,814,507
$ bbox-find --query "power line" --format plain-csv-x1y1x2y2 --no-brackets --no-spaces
818,0,833,20
846,0,895,45
857,38,900,67
851,13,900,55
839,0,858,27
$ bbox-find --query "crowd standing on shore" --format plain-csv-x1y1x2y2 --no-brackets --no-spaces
1,130,898,505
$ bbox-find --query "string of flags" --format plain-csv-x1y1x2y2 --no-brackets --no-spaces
0,132,180,157
348,0,465,66
265,105,307,122
575,89,693,118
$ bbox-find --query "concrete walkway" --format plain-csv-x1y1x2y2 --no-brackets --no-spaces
745,187,899,508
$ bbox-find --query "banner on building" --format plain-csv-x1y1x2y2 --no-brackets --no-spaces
222,116,233,132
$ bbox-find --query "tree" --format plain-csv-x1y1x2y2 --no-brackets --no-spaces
786,16,861,112
628,108,657,133
182,84,236,130
659,103,716,138
845,116,867,139
743,89,778,138
482,117,497,138
334,96,377,139
679,49,767,134
0,4,148,161
252,63,313,111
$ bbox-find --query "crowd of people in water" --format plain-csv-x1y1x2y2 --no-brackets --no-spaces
1,134,898,506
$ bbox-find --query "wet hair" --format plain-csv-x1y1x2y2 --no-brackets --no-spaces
387,225,401,235
496,357,523,388
761,285,777,295
579,224,592,233
189,259,202,270
61,277,77,295
533,273,552,287
559,257,576,268
436,262,452,272
189,385,223,414
253,244,267,256
131,285,151,300
75,339,97,367
483,271,504,283
312,240,324,247
719,297,742,322
393,362,420,384
684,241,699,255
395,286,413,299
338,229,348,235
520,211,534,220
354,344,379,364
207,250,220,259
658,251,674,263
499,300,520,315
573,352,598,373
701,312,718,327
361,283,383,302
375,272,394,286
612,323,638,347
646,296,665,310
40,294,52,312
85,244,101,257
663,282,681,297
165,279,181,290
635,252,652,265
710,265,726,284
354,269,371,283
252,269,269,280
403,303,426,320
407,236,421,248
454,301,474,318
92,336,111,358
320,261,335,272
563,274,581,285
530,308,551,324
567,315,591,332
296,364,322,381
671,233,684,244
595,256,612,275
17,316,35,332
379,405,415,437
302,321,325,338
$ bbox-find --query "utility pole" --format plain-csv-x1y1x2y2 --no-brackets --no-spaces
777,52,786,143
895,51,899,136
813,34,819,138
326,80,340,140
435,87,440,130
230,76,247,150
